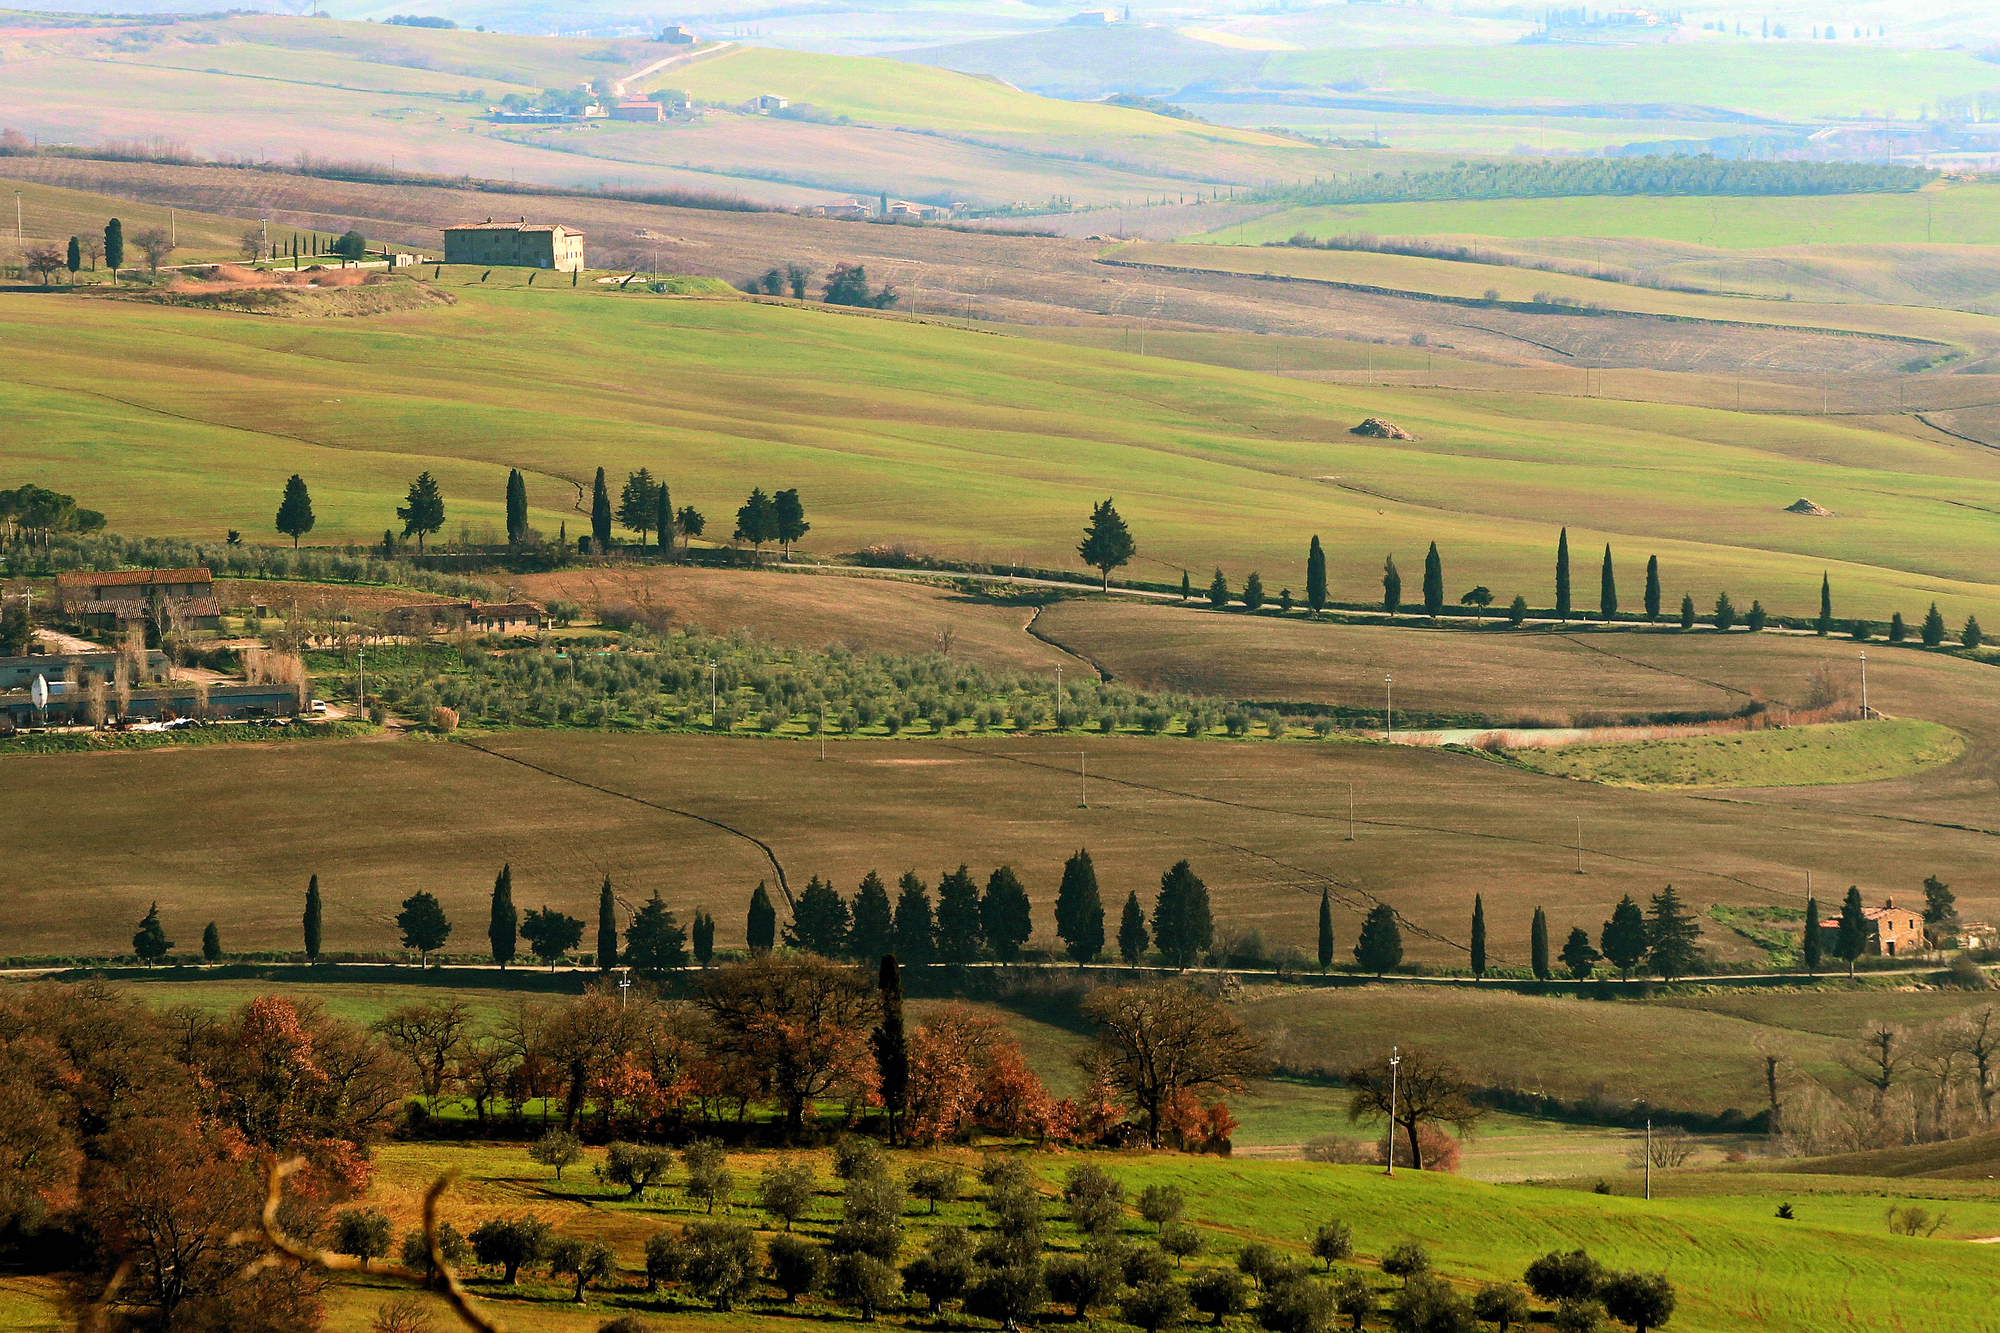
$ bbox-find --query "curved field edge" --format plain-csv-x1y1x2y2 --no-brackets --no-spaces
1500,717,1966,791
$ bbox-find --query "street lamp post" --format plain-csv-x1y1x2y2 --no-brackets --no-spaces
1386,1047,1401,1177
1860,651,1869,719
1384,674,1393,734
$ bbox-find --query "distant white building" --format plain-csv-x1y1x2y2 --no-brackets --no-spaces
1066,9,1114,24
656,24,695,42
753,93,789,112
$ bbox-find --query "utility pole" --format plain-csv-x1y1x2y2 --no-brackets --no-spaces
1348,783,1355,841
1384,674,1393,733
818,700,826,760
1859,651,1869,719
708,659,717,720
357,644,366,721
1576,816,1584,874
1645,1118,1653,1200
13,189,21,248
1079,750,1088,808
1386,1047,1401,1177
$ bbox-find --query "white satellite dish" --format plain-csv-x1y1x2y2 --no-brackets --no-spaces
30,673,48,710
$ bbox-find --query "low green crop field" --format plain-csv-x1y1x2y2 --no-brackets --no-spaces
1197,182,2000,250
1503,717,1965,790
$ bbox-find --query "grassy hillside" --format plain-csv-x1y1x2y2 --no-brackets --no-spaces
0,175,274,263
1503,718,1965,790
1198,181,2000,250
5,284,2000,623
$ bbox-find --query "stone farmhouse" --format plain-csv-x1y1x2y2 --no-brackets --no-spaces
1817,896,1927,957
443,220,586,271
55,567,220,631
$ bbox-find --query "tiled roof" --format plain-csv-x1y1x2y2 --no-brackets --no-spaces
443,222,582,236
72,596,220,618
56,567,212,589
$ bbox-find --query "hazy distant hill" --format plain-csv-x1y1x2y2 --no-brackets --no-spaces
895,25,1266,99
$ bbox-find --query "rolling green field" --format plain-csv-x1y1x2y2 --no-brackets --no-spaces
1503,717,1966,790
5,282,2000,624
1198,181,2000,250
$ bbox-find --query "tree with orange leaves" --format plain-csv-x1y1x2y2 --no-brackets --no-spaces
697,955,878,1141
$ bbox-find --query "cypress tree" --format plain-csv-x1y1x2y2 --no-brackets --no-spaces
275,474,315,548
1180,570,1191,602
596,875,618,969
1152,860,1214,969
1353,904,1403,976
1242,571,1264,612
66,235,81,281
692,909,715,966
1835,886,1867,976
873,955,910,1142
1381,555,1401,616
1889,612,1907,643
1923,602,1947,647
1207,568,1230,610
784,876,849,955
590,467,612,551
849,870,894,961
1317,886,1334,973
1422,541,1443,618
1966,616,1985,650
1054,849,1105,964
1555,528,1571,620
1679,593,1696,631
747,881,777,953
1471,894,1488,979
1599,545,1617,620
893,871,934,964
1600,896,1647,980
1802,896,1821,976
1530,906,1550,981
1118,891,1149,964
489,863,517,968
1306,535,1327,617
104,218,124,280
1816,572,1833,636
202,922,222,963
505,469,529,545
980,866,1033,961
303,873,323,962
935,865,984,963
656,478,672,552
1644,555,1661,621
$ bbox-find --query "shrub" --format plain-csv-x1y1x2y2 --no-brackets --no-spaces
980,1153,1034,1191
428,705,459,733
1122,1243,1175,1289
1524,1249,1603,1303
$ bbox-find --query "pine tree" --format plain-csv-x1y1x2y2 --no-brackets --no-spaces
1600,896,1646,980
692,909,716,966
303,873,323,963
133,901,172,966
1423,542,1444,618
397,471,445,553
1555,528,1571,620
1713,591,1737,632
656,479,673,552
850,870,895,961
785,875,850,955
1353,904,1402,976
1646,884,1702,980
1559,928,1600,980
1834,886,1867,976
275,474,315,548
591,467,613,551
1471,894,1488,979
202,921,222,963
624,892,688,971
935,866,984,963
747,881,778,953
1118,891,1149,964
1679,593,1696,631
1923,603,1947,647
773,488,810,560
1644,555,1661,621
1242,571,1264,612
1207,569,1230,611
980,866,1033,961
1152,860,1214,969
489,863,517,969
1530,906,1550,981
1317,886,1334,973
873,955,910,1141
1306,535,1327,617
893,871,934,963
596,876,618,970
1599,545,1617,620
505,469,529,545
1965,616,1985,650
1054,849,1105,964
1889,612,1907,643
1381,555,1401,616
1077,497,1136,590
1816,572,1833,636
396,890,451,968
1802,896,1821,976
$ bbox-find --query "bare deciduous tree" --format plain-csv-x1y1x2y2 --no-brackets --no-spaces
1082,981,1268,1148
131,227,175,272
1346,1049,1485,1171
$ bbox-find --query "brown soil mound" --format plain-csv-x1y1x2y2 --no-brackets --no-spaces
1784,497,1834,516
1349,417,1416,440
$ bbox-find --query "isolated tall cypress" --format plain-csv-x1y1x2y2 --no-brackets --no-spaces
1422,541,1444,618
202,922,222,963
1816,572,1833,636
104,217,124,279
505,469,529,545
66,236,81,280
1599,544,1617,620
303,874,322,963
655,479,673,551
1644,555,1662,622
1471,894,1488,979
1835,885,1867,976
1382,555,1401,617
1054,849,1105,964
1118,891,1149,964
1317,886,1334,973
590,467,612,551
1530,906,1551,981
1306,535,1327,617
489,863,517,968
747,881,777,953
1802,896,1822,976
1555,528,1572,620
872,955,910,1141
691,910,715,966
597,875,618,970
